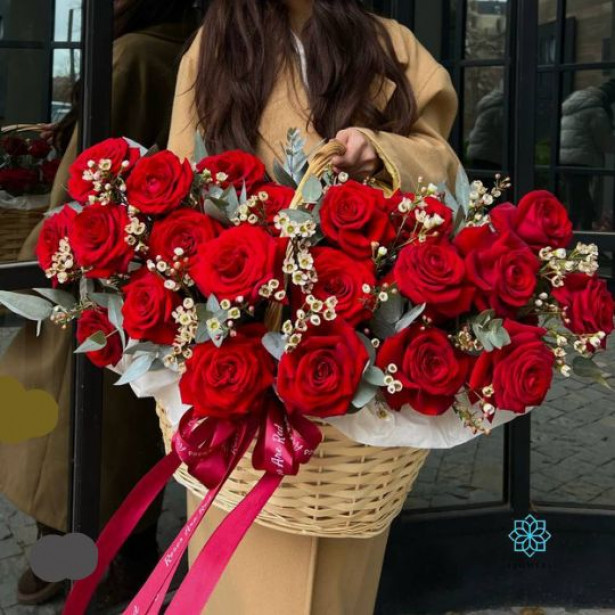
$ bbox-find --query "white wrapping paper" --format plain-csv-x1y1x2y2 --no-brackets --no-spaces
111,355,526,451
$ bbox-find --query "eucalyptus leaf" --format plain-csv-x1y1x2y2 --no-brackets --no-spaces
67,201,84,214
206,295,221,313
36,320,43,337
33,288,77,310
210,329,228,348
203,199,231,225
444,188,460,214
279,208,313,224
301,176,323,203
262,332,285,360
357,332,376,365
90,293,110,308
195,323,210,344
74,330,107,354
239,181,248,206
572,356,611,387
194,129,208,165
395,303,426,333
363,366,386,387
375,292,404,324
369,317,396,341
107,295,126,348
351,381,378,409
115,353,156,386
0,291,53,322
124,342,161,355
273,160,298,189
455,166,471,214
452,204,467,236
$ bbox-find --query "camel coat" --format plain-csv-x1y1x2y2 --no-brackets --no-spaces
0,22,194,532
168,17,461,615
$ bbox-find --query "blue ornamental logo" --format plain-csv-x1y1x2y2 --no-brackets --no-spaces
508,514,552,558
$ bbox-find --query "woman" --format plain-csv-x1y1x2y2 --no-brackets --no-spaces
0,0,196,607
168,1,460,613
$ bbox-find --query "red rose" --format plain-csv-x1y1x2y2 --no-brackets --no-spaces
1,136,28,156
125,151,193,215
191,225,282,303
76,308,122,368
320,181,396,260
196,150,266,193
491,191,573,252
69,203,134,278
28,138,52,159
36,205,78,284
121,269,180,344
376,325,470,415
68,137,141,203
394,239,474,319
251,183,294,232
0,167,39,195
458,229,540,317
277,321,369,418
41,159,61,185
469,320,554,414
293,247,376,326
149,208,222,266
179,324,275,419
553,273,614,341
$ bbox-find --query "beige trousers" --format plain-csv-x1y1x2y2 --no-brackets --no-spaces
187,492,390,615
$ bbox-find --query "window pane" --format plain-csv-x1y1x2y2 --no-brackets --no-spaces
566,0,614,64
531,332,615,508
406,429,505,510
54,0,83,43
52,48,80,122
536,71,556,165
463,66,506,171
538,0,558,65
559,171,615,231
465,0,508,60
0,0,52,43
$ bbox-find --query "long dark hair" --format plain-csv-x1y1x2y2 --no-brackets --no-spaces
196,0,417,153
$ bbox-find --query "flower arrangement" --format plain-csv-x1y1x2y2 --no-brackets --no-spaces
0,130,612,437
2,130,612,614
0,132,59,197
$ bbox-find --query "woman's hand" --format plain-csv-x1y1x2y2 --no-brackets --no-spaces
331,128,383,179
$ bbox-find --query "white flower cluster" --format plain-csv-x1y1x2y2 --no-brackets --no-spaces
45,237,77,284
83,158,129,205
282,295,338,352
275,212,317,239
146,247,195,292
384,363,403,395
124,211,147,253
166,298,198,367
539,243,599,286
258,278,287,301
232,192,269,226
283,244,318,292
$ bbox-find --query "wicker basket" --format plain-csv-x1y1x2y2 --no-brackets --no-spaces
0,207,45,263
157,405,429,538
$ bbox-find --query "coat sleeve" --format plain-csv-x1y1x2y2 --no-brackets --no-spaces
167,35,200,160
355,24,461,194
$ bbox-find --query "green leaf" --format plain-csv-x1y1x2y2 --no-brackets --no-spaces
455,166,471,214
262,332,285,360
124,342,161,355
363,366,386,387
351,381,378,409
572,356,612,389
33,288,77,310
444,187,460,214
115,353,156,386
452,203,467,236
375,292,404,324
239,181,248,206
273,160,298,189
195,322,210,344
279,208,313,224
206,295,221,313
395,303,426,333
90,293,110,308
194,130,208,165
203,199,231,225
0,291,53,322
301,176,323,203
356,332,376,364
74,330,107,354
107,295,126,349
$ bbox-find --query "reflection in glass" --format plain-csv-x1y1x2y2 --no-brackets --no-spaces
559,70,615,230
465,0,508,60
0,0,52,42
566,0,614,64
52,49,81,123
54,0,83,43
406,427,504,510
463,66,506,170
532,332,615,508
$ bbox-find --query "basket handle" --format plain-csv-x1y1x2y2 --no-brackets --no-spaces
288,139,346,209
1,123,47,135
